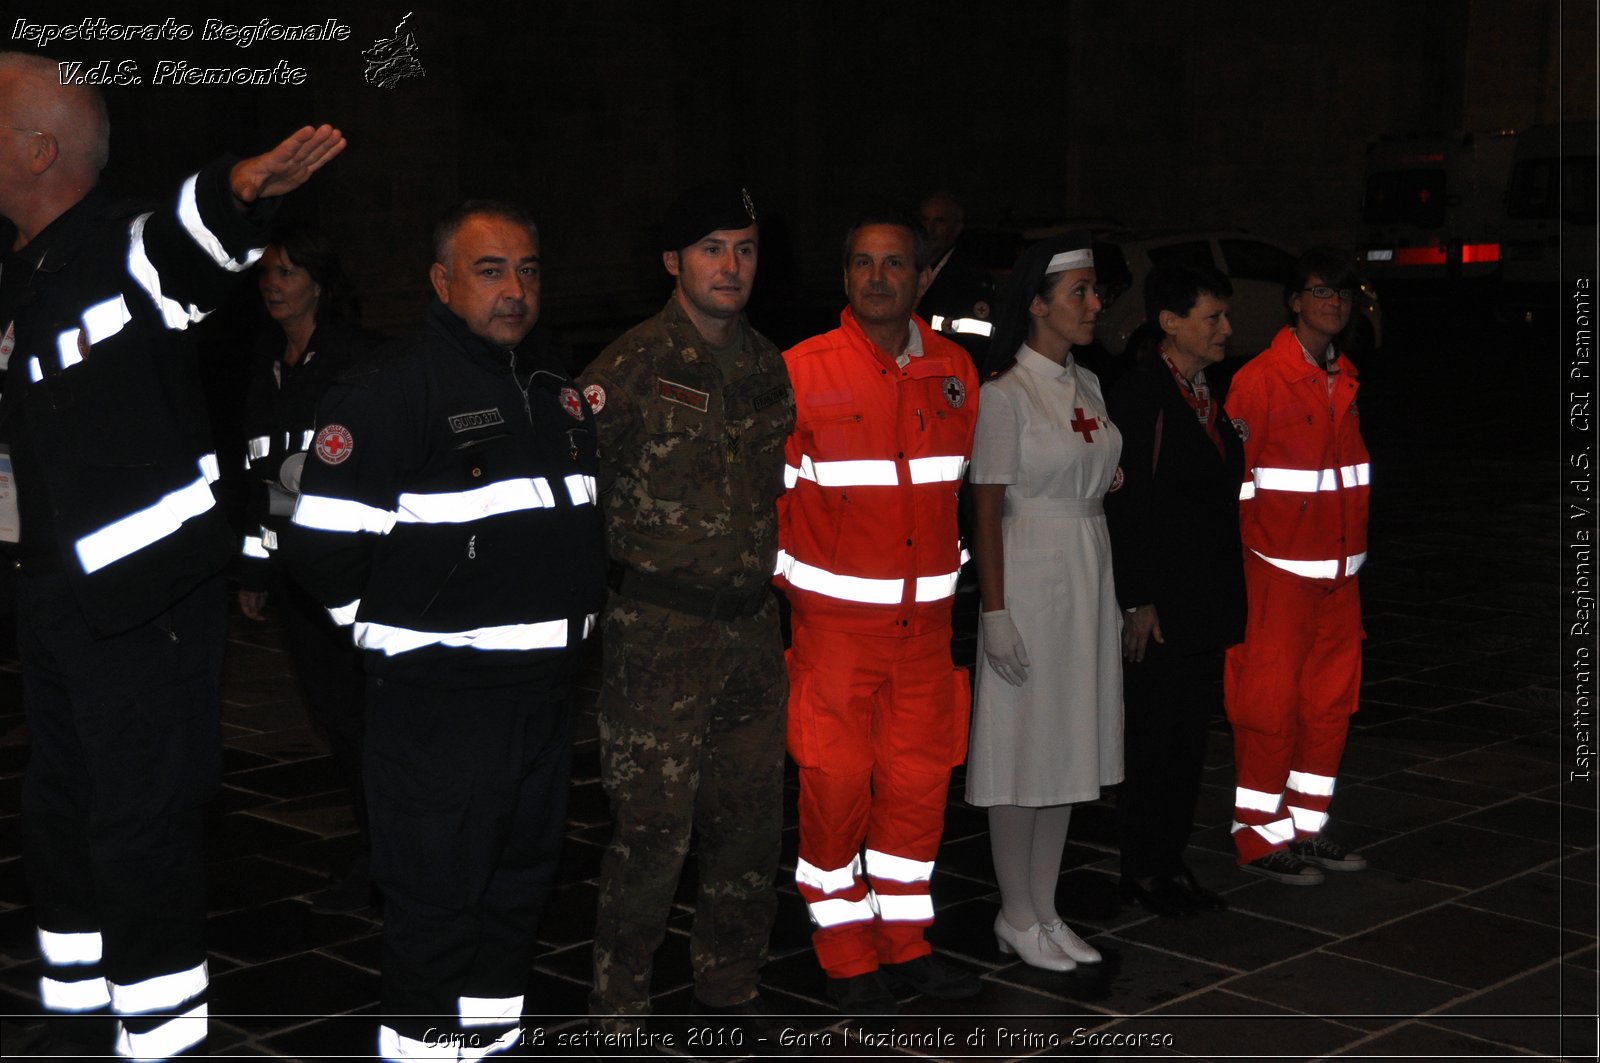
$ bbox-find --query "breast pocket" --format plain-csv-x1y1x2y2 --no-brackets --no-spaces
639,402,723,505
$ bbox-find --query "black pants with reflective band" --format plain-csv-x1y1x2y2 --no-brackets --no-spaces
20,570,224,1059
366,673,574,1054
1117,647,1223,880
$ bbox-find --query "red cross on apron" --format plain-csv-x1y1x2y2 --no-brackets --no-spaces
1070,407,1099,443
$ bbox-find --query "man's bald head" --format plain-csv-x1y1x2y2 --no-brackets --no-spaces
0,52,111,242
0,52,110,177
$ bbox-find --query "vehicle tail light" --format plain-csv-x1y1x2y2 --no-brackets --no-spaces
1460,242,1501,263
1393,246,1447,266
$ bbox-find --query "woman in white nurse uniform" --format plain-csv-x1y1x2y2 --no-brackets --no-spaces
966,233,1123,972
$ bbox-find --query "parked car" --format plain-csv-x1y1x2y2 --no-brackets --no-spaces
1084,229,1384,360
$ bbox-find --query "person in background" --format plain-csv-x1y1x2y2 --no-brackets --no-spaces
1225,248,1372,886
0,48,343,1059
916,189,995,365
238,224,378,913
580,185,793,1034
777,211,981,1016
966,233,1122,971
1107,263,1246,917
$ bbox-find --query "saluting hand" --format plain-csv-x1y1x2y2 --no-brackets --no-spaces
229,124,348,204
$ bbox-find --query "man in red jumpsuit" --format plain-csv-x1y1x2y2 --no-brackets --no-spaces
777,212,981,1015
1225,248,1372,886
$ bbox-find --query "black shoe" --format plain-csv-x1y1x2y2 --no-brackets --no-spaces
825,971,897,1016
1120,874,1196,918
1290,835,1368,871
880,954,981,1000
691,992,789,1044
1241,848,1325,886
1166,867,1227,911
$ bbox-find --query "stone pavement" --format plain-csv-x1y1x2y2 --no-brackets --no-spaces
0,315,1594,1060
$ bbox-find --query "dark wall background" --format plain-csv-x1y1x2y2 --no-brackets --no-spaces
7,0,1593,334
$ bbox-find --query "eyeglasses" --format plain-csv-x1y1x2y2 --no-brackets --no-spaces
1,125,44,138
1301,285,1354,302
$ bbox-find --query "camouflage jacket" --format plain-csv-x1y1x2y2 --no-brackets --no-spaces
579,298,795,589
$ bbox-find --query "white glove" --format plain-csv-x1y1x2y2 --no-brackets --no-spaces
981,609,1031,687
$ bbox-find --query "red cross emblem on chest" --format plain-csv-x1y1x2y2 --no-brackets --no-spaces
1070,407,1099,443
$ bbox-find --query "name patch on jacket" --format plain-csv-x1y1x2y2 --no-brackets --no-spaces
658,378,710,413
448,408,505,433
753,386,787,412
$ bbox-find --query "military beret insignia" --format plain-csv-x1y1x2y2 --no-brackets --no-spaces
314,424,354,465
583,384,606,414
942,376,967,408
1231,417,1249,442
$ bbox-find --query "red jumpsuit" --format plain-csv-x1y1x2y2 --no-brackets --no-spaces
777,309,978,978
1224,326,1370,864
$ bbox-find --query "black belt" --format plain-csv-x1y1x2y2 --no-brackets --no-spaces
607,561,771,621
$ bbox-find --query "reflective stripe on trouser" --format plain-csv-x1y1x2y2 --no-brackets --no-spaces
786,623,971,978
365,676,574,1045
590,598,786,1016
1224,552,1362,864
19,571,223,1057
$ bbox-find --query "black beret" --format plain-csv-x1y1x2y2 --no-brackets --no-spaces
659,184,758,252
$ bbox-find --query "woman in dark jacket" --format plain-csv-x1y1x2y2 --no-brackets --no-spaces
1105,262,1247,918
238,225,379,912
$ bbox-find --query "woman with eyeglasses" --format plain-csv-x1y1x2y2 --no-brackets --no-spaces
1221,247,1373,888
239,224,382,912
965,233,1123,972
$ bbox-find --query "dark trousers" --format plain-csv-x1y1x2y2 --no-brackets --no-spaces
1118,647,1223,880
274,567,367,838
20,569,224,1059
366,674,574,1056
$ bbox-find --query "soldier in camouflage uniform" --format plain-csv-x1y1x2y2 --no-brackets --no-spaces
578,186,795,1032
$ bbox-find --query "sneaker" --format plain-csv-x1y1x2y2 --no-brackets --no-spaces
1241,848,1326,886
825,971,897,1016
1291,835,1368,872
880,954,982,1000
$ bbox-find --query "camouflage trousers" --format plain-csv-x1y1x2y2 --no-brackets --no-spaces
589,594,787,1017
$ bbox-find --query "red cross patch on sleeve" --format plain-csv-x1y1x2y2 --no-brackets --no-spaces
313,424,354,465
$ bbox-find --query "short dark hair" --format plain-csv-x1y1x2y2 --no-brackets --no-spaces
268,223,358,324
1286,246,1359,313
1144,262,1233,324
432,199,540,263
842,209,930,272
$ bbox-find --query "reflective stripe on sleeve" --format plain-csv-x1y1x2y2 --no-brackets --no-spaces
300,429,315,451
109,961,207,1015
1346,551,1367,576
1340,462,1371,488
56,328,84,369
907,455,967,484
775,549,902,605
28,357,42,382
261,527,278,551
460,1027,522,1060
796,855,861,895
74,475,216,574
292,494,397,536
198,453,220,484
246,435,271,464
395,478,555,525
807,896,876,929
40,974,111,1012
460,994,523,1028
564,473,597,507
864,849,934,884
379,1024,435,1061
127,213,208,331
38,929,103,966
874,893,935,923
327,599,360,626
242,534,269,560
82,295,132,346
1234,787,1282,813
176,174,264,272
1239,480,1256,501
1287,771,1336,797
